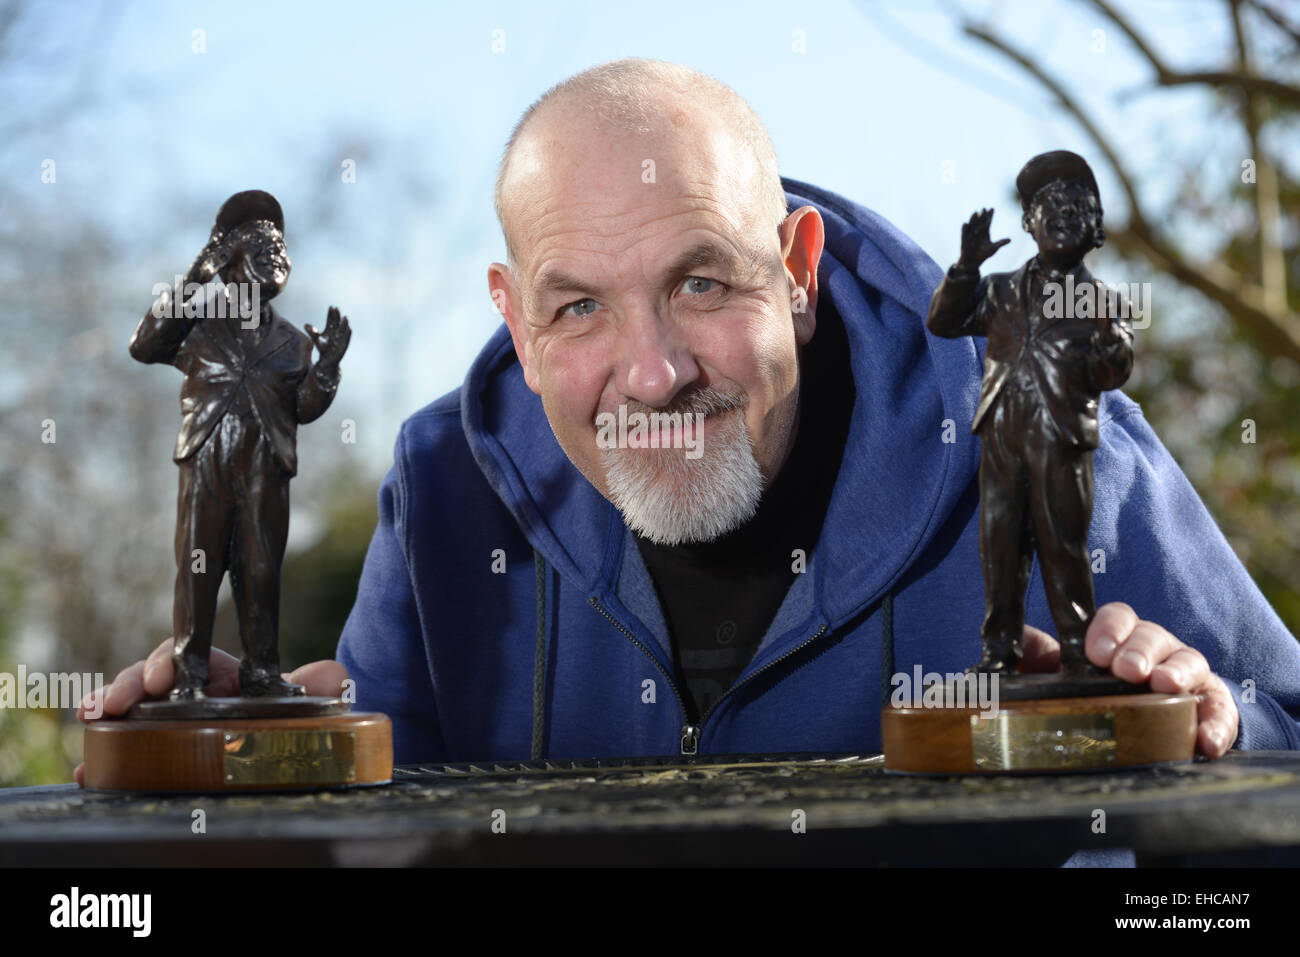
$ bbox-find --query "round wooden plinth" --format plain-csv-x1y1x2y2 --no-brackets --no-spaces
882,693,1197,774
83,712,392,792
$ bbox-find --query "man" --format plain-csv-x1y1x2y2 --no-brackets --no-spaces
127,191,351,698
86,61,1299,816
927,151,1133,676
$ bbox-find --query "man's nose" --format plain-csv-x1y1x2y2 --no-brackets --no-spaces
618,305,698,408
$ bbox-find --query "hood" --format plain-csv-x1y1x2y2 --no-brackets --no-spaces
461,176,984,626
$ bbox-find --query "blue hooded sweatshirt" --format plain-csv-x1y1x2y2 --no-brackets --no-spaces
337,177,1300,862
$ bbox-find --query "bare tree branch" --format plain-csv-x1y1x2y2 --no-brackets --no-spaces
1245,0,1300,49
962,24,1151,232
1109,227,1300,361
962,17,1300,365
1087,0,1300,109
1230,0,1289,315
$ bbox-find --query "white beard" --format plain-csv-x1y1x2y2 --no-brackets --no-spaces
601,404,764,546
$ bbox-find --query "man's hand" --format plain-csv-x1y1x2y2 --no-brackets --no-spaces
73,638,350,787
958,208,1010,271
1020,602,1240,758
306,306,351,371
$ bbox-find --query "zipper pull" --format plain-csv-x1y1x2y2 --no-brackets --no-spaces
680,724,700,756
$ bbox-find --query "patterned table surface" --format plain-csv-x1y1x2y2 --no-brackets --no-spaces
3,750,1299,865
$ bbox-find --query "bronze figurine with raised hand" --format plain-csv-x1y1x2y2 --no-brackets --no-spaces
883,152,1197,773
926,151,1132,678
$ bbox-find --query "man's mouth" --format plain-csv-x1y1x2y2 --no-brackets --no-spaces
635,408,714,449
594,395,746,459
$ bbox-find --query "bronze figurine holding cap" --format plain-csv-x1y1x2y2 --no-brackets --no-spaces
129,190,351,701
81,191,391,792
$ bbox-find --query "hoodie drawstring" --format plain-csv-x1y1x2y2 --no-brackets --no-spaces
531,548,549,760
879,592,895,709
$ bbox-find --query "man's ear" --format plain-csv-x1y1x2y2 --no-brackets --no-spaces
779,205,824,347
487,262,542,395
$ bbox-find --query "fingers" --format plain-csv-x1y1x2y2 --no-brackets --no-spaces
207,647,244,696
1148,647,1210,695
1018,624,1059,673
1021,601,1239,761
1085,601,1140,668
74,642,247,787
142,638,176,696
89,660,147,719
308,310,350,355
1110,621,1183,685
1086,603,1240,757
1195,676,1240,759
992,237,1011,250
79,640,170,721
286,659,350,698
77,649,342,721
78,639,244,721
1139,638,1237,758
329,311,350,341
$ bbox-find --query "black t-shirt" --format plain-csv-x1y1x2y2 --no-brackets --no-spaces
634,302,854,723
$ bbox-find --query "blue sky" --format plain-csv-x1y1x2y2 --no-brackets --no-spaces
3,0,1286,665
3,0,1247,469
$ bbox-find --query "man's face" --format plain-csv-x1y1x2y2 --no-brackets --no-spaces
1025,180,1101,264
489,107,823,545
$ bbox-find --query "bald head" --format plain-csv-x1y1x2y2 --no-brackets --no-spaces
493,58,788,274
485,59,826,546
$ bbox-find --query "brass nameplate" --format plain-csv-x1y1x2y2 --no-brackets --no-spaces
971,712,1117,770
222,730,357,786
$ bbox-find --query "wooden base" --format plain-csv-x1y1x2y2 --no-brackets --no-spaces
83,712,392,792
882,692,1197,773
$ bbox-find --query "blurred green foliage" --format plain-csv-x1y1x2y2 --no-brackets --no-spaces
0,512,85,786
1121,154,1300,636
0,468,379,787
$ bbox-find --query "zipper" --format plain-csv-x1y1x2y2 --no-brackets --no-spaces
679,724,701,755
692,622,829,744
589,596,697,755
590,595,830,757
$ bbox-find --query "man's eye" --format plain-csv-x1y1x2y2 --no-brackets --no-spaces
559,298,600,319
680,276,722,296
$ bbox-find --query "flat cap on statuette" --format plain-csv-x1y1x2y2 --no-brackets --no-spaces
213,189,285,235
1015,150,1100,212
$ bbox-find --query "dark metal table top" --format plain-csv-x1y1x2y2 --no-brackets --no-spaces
3,751,1300,866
